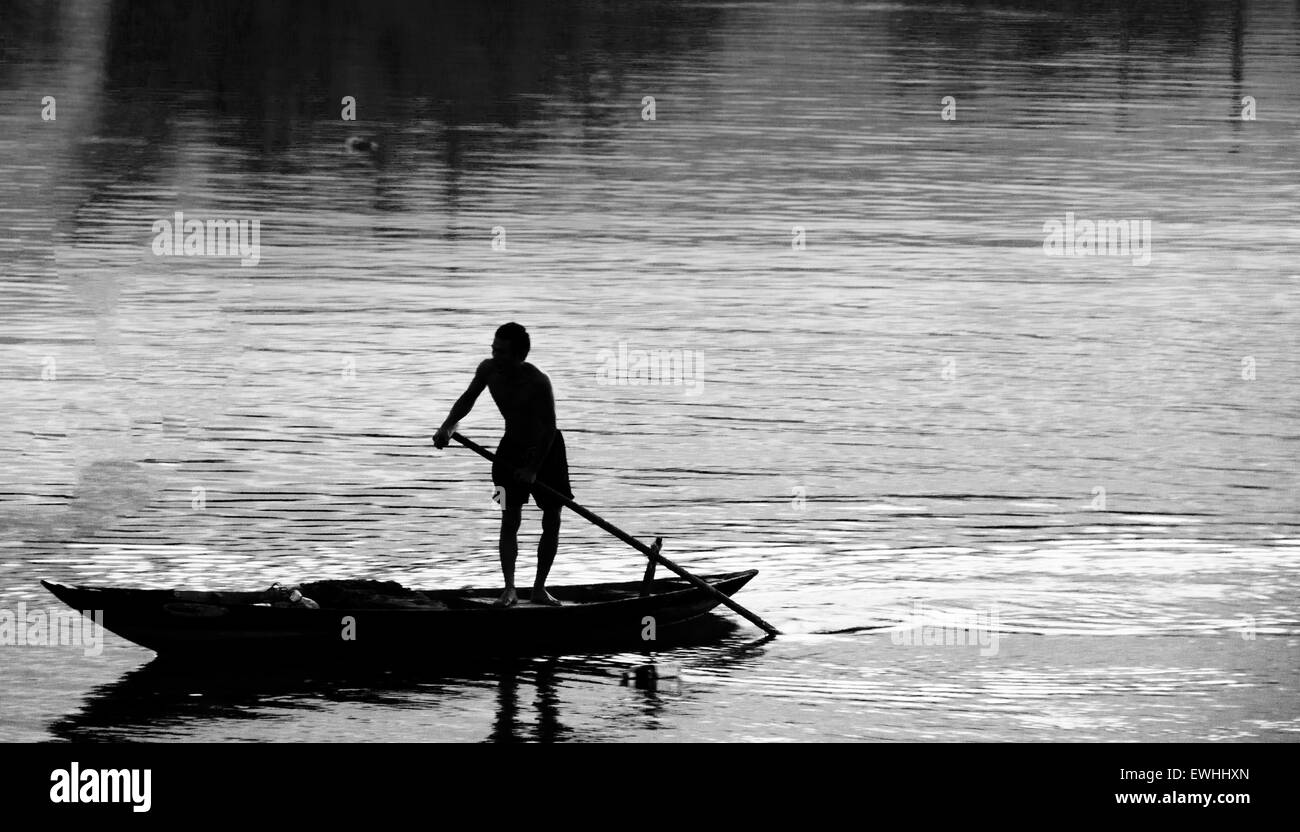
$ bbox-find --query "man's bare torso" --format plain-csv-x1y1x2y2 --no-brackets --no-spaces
480,358,553,440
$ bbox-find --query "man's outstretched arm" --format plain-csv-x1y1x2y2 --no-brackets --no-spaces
433,361,490,449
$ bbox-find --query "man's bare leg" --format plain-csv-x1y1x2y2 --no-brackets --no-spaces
531,506,562,606
496,505,522,606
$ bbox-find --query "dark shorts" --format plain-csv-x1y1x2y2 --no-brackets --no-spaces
492,430,573,511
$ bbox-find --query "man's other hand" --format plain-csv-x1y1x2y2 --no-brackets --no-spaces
432,428,451,449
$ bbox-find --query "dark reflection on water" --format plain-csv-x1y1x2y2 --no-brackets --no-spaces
65,0,729,185
489,658,571,743
50,657,546,743
48,616,761,743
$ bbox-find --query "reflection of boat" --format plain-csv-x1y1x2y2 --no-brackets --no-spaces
41,571,758,660
49,655,562,742
48,626,767,742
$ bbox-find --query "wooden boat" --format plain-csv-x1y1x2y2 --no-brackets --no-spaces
40,570,759,660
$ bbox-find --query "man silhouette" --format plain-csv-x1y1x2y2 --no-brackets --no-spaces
433,323,572,606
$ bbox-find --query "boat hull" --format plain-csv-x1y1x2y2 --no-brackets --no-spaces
41,571,759,660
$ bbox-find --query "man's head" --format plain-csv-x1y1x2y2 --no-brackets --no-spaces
492,322,530,365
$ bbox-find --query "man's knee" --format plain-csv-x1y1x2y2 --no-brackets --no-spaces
501,506,523,528
541,508,561,533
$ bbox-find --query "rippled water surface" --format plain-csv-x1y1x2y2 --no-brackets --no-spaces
1,0,1297,742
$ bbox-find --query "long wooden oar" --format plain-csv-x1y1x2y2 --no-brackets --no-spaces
450,432,781,636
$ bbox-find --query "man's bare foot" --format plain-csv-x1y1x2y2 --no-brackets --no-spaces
530,587,562,607
494,588,518,607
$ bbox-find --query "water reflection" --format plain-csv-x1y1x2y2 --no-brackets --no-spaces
488,658,571,743
50,657,541,742
48,616,759,742
37,0,732,193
